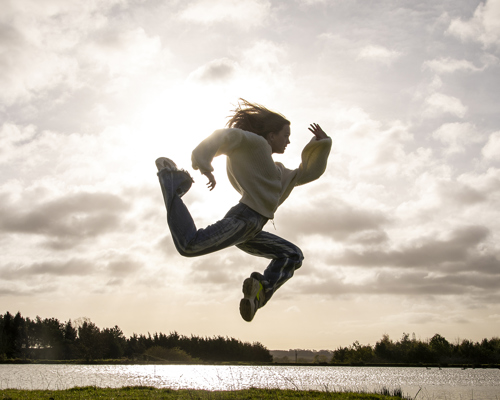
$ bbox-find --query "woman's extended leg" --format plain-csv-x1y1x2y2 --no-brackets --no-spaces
158,167,267,257
237,231,304,304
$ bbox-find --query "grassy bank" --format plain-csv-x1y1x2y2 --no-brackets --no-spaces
0,386,410,399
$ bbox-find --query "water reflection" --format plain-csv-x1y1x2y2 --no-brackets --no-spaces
1,365,499,400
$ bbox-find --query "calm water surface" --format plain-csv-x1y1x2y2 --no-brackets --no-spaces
1,365,499,400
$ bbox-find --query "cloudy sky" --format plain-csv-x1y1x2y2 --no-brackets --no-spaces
1,0,500,351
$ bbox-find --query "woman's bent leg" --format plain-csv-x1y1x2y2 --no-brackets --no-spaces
158,168,198,255
158,169,267,257
237,231,304,303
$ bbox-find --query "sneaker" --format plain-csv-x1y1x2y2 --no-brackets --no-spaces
156,157,194,198
155,157,178,172
239,277,266,322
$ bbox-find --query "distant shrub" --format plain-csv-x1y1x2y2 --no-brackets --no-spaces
143,346,196,362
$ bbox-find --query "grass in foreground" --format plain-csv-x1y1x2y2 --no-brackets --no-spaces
0,386,410,400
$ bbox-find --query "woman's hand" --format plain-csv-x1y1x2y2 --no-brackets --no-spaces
204,171,216,191
308,123,328,140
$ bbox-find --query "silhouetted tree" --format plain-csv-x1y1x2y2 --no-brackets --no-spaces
62,319,78,359
429,334,451,361
101,325,126,359
408,340,436,363
77,320,102,361
331,341,374,364
374,334,394,362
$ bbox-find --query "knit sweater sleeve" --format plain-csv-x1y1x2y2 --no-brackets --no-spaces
296,136,332,185
276,137,332,207
191,128,245,174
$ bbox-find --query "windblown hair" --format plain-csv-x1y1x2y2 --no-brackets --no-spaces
226,99,290,138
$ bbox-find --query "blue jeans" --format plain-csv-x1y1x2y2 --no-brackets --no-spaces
158,168,304,303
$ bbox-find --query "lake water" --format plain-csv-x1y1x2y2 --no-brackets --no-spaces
0,364,499,399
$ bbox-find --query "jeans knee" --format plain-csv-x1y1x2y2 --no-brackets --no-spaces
178,249,196,258
291,246,304,269
174,243,199,258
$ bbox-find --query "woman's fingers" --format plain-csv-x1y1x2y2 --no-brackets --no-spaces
204,172,216,191
308,123,328,139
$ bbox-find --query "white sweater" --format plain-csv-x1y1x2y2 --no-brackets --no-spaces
191,128,332,219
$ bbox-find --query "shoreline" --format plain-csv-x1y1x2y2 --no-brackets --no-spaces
1,359,499,368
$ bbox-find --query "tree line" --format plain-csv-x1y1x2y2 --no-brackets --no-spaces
0,311,272,363
331,332,500,366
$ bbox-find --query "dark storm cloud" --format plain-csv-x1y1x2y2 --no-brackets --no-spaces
278,198,389,241
0,191,130,249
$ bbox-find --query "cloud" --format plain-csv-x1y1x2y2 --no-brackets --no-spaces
432,122,484,155
458,167,500,196
241,40,288,74
278,198,389,241
422,92,467,118
394,163,498,224
188,58,239,83
185,246,268,289
436,180,487,206
299,269,452,297
447,0,500,49
329,107,430,179
331,225,491,270
357,45,402,65
179,0,271,27
300,249,500,300
187,39,294,97
423,57,484,74
0,253,147,295
0,258,96,280
0,0,122,105
0,124,37,164
0,191,130,249
2,0,122,20
107,258,142,276
81,27,162,77
0,0,167,114
0,27,80,105
387,311,469,326
297,0,327,5
482,131,500,160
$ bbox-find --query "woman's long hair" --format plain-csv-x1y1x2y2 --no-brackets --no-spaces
226,99,290,138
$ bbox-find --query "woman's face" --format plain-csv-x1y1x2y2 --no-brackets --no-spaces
268,124,291,154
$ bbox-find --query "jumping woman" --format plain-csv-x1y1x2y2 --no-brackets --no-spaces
156,99,332,322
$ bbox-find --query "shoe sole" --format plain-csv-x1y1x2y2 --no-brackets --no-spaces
239,299,253,322
239,278,261,322
156,159,194,198
155,157,177,172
